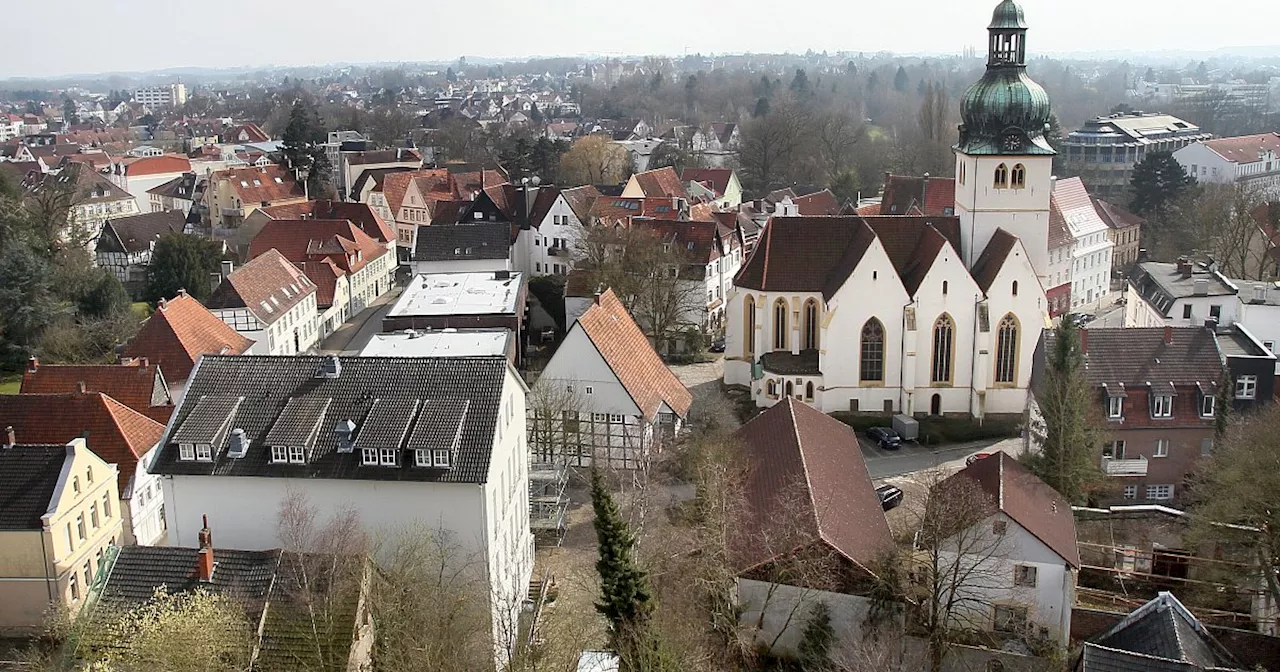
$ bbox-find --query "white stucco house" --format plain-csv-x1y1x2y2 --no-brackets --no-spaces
1052,177,1115,310
934,453,1079,649
149,354,532,670
531,289,692,470
206,251,321,356
1173,133,1280,199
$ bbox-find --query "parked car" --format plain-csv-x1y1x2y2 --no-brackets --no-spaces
709,336,725,353
966,451,993,466
866,426,902,450
876,484,904,511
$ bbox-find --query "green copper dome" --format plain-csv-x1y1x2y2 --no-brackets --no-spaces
988,0,1027,29
955,0,1056,156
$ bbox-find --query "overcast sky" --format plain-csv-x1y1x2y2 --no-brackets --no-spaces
4,0,1277,79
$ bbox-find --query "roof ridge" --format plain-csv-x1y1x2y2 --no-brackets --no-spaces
785,399,825,546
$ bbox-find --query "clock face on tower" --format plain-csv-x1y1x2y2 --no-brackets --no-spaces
1003,133,1023,152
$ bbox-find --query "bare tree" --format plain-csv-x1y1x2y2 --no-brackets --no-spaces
904,469,1013,672
814,109,865,183
738,98,811,193
1184,181,1275,280
559,135,630,186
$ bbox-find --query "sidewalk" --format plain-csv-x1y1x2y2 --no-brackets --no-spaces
319,287,402,355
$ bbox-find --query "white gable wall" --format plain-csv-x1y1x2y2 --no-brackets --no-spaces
538,325,643,418
904,245,982,417
976,239,1048,416
954,153,1053,284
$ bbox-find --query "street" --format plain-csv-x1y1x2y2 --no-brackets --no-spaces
318,287,401,355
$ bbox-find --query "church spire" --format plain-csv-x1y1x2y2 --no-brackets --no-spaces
955,0,1054,156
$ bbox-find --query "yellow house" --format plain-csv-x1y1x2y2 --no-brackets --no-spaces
0,436,122,634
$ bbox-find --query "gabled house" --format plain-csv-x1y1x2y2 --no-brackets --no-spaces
531,289,691,469
412,221,512,274
629,218,744,336
733,398,893,653
1173,132,1280,199
1037,326,1225,503
621,166,688,200
207,250,320,355
0,391,165,546
244,199,395,254
111,154,193,206
91,533,374,672
205,165,306,230
1124,260,1239,329
146,171,200,215
878,174,957,216
148,354,532,669
336,147,422,201
938,452,1079,648
681,168,743,208
94,210,186,296
1053,177,1115,310
249,219,396,331
1091,197,1143,271
122,291,255,397
0,438,122,634
28,162,139,248
20,358,175,424
1075,592,1247,671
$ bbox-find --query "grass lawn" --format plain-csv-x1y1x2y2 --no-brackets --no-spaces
0,374,21,395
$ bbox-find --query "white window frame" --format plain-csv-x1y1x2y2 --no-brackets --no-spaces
1236,375,1257,400
272,445,289,463
1146,484,1174,500
1152,395,1173,418
432,449,450,467
1201,394,1215,417
361,447,378,466
179,443,195,461
1107,396,1123,418
1123,485,1138,500
415,449,431,467
195,443,212,461
1013,564,1038,587
288,445,305,464
1154,439,1169,458
378,448,397,466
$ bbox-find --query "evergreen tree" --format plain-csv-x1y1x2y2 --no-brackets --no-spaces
0,241,57,367
893,66,910,92
1129,150,1196,220
78,269,131,319
281,99,324,171
1026,320,1105,504
146,233,225,304
752,97,770,118
797,602,835,671
590,467,653,647
446,67,457,83
789,69,811,97
307,150,337,200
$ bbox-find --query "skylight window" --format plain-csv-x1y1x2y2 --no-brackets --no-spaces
240,180,249,187
253,179,261,187
261,301,273,314
274,177,283,184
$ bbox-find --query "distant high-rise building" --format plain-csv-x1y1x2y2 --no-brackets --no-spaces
132,83,187,109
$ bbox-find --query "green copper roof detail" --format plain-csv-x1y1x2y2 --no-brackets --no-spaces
988,0,1028,29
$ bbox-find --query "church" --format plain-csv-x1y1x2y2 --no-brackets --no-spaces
724,0,1055,420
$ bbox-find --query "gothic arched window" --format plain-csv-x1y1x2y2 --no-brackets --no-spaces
805,381,814,400
773,299,788,351
802,299,820,350
994,313,1019,384
744,295,756,359
994,163,1008,188
931,314,955,384
1011,163,1026,188
860,319,885,382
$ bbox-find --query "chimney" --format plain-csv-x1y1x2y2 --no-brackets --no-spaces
196,514,214,582
26,356,38,373
1079,328,1089,354
76,381,87,395
4,426,14,449
1176,258,1193,278
138,356,148,368
1164,325,1174,345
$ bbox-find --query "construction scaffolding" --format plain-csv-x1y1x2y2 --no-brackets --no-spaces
529,461,569,546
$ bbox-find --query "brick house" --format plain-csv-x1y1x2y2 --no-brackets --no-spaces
1038,327,1224,503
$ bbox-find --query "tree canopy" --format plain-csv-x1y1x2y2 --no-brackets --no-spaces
146,233,226,304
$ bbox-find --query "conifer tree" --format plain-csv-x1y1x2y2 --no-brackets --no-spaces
1027,320,1105,503
590,467,653,646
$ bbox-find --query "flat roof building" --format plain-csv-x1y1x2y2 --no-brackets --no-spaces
382,272,528,364
359,328,514,361
1061,112,1212,201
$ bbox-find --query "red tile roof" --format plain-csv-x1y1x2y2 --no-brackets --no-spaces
123,292,254,382
631,166,688,199
734,398,894,574
381,169,451,216
222,122,269,144
121,154,191,177
20,360,174,424
248,219,390,278
1048,195,1073,250
631,218,722,263
1199,132,1280,164
879,175,956,216
344,148,421,166
947,452,1079,568
0,392,166,495
575,289,692,420
211,165,304,205
680,168,733,197
792,189,841,215
560,184,601,222
206,249,316,325
1091,198,1144,231
256,199,395,245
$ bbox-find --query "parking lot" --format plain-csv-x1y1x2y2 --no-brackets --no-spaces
858,430,1011,479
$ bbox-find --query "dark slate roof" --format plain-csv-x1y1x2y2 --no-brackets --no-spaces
101,544,281,607
97,210,186,253
1048,327,1224,387
0,444,67,530
150,355,507,484
950,452,1079,567
413,221,511,262
1081,592,1244,671
760,350,820,375
971,228,1019,292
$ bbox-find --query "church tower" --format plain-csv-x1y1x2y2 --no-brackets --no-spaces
954,0,1054,283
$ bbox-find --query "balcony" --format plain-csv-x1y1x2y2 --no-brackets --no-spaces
1102,457,1148,477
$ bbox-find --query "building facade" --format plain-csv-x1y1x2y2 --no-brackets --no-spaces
1173,133,1280,199
206,251,321,356
1060,112,1211,201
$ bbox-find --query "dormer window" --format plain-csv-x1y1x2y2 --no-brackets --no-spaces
1152,395,1173,418
1107,396,1123,418
195,443,212,461
272,445,288,463
433,449,451,467
379,448,397,466
1200,394,1215,417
